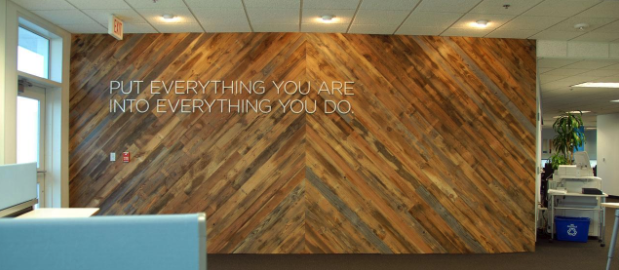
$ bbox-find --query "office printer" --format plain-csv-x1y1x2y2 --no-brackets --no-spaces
549,151,601,192
548,151,604,237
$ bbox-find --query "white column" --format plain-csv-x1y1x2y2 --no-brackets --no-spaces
598,113,619,196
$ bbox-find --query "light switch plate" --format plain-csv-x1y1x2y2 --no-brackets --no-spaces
110,152,116,162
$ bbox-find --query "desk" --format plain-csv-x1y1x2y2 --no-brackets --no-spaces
16,208,99,219
549,192,607,245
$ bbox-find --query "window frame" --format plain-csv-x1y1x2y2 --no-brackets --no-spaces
4,1,71,208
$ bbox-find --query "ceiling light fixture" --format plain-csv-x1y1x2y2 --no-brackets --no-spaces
161,14,178,22
567,110,591,114
472,20,490,28
572,82,619,88
320,15,335,23
574,23,589,30
611,99,619,103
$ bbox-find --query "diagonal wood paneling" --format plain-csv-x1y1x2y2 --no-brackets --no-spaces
70,33,536,254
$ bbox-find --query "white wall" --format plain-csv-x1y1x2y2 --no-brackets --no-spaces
598,113,619,196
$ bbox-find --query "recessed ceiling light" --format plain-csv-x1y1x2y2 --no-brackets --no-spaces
471,20,490,28
572,82,619,88
566,111,591,114
319,15,336,23
161,14,179,22
574,23,589,30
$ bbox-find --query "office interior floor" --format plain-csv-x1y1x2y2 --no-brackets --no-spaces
209,198,619,270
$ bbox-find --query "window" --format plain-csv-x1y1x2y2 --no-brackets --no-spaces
18,27,49,79
16,95,42,167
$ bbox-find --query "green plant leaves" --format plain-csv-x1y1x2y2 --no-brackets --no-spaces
551,111,586,165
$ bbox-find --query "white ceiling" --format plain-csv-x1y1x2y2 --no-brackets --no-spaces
12,0,619,128
539,58,619,128
9,0,619,40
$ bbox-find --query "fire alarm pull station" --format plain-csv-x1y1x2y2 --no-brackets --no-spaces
122,152,130,163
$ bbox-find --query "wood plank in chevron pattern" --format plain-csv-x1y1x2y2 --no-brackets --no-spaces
69,33,536,254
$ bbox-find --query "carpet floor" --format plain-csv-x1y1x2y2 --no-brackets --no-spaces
208,199,618,270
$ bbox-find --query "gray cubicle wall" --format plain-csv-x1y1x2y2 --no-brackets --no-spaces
0,213,207,270
0,163,37,216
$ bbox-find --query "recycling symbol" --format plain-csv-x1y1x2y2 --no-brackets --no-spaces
567,224,578,236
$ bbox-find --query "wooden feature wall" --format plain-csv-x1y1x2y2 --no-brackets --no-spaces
69,33,536,254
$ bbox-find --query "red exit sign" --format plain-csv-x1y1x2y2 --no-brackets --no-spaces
108,15,123,40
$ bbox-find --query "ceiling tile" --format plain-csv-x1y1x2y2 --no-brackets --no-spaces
554,75,602,84
539,67,555,73
125,0,187,9
572,32,619,42
247,8,299,25
469,0,543,15
253,24,298,32
302,9,355,24
401,11,461,29
538,58,581,68
244,0,299,9
529,30,583,40
184,0,243,9
576,1,619,18
562,60,618,69
395,26,445,36
247,8,299,24
137,8,203,33
124,23,158,33
485,28,539,39
578,69,619,77
598,75,619,82
415,0,482,13
302,22,349,33
541,80,568,90
59,23,106,33
600,63,619,70
441,27,489,38
540,74,570,84
303,0,360,10
204,24,251,32
191,8,249,27
352,10,409,25
32,9,98,25
548,16,617,32
498,16,565,30
349,24,399,34
66,0,131,10
543,68,589,76
359,0,420,11
11,0,75,10
594,20,619,33
83,9,147,25
523,0,601,17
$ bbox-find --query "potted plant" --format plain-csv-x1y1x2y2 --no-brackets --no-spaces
549,111,586,170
